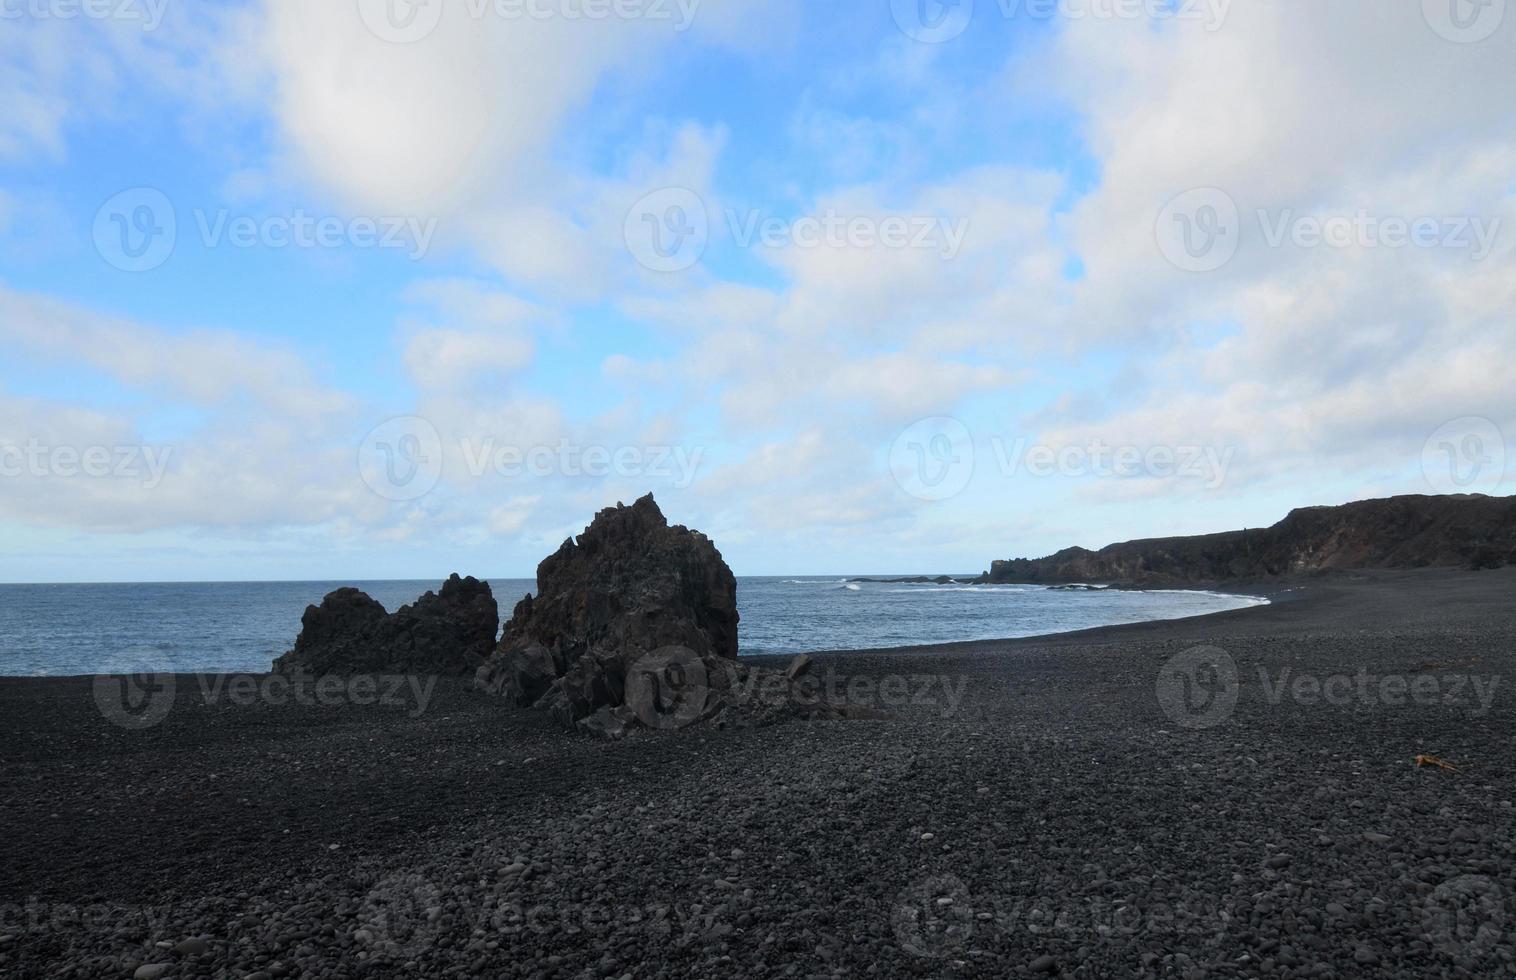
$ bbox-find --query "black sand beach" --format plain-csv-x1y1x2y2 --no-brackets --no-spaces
3,567,1513,978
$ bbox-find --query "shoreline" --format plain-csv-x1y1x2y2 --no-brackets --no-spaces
4,565,1514,977
0,578,1279,680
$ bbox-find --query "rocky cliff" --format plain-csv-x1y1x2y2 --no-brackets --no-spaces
980,493,1516,586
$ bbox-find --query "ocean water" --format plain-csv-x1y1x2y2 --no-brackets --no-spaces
0,577,1267,677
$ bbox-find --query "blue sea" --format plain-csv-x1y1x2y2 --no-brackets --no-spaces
0,577,1267,677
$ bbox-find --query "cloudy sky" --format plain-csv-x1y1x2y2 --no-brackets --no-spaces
1,0,1512,582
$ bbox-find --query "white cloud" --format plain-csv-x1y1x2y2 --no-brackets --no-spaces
403,328,535,390
0,284,351,420
488,496,542,535
0,289,376,534
997,2,1516,505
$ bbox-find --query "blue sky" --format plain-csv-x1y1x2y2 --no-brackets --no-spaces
1,0,1513,581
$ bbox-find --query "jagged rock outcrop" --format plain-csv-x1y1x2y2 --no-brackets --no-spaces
477,494,839,737
273,574,499,675
979,493,1516,586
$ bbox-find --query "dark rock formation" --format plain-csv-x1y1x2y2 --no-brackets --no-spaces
979,493,1516,586
274,574,499,675
477,494,838,736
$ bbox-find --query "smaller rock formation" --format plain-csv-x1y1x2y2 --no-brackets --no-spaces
274,574,499,675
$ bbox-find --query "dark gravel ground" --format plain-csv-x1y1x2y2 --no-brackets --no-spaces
2,567,1513,979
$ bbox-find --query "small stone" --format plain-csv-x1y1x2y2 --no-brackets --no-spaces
1265,855,1291,869
1363,832,1391,844
1029,953,1057,973
172,938,208,956
1353,947,1378,964
920,833,935,841
134,966,172,980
